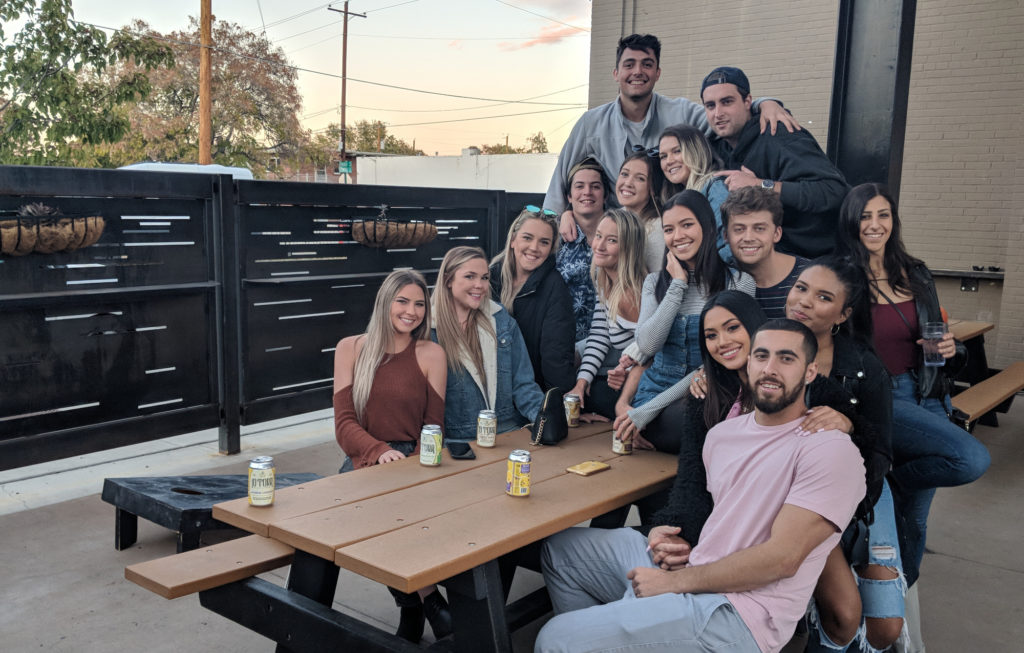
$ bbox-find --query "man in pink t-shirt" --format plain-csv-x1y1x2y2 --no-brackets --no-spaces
536,320,866,653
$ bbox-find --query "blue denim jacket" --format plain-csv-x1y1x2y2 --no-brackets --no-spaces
433,302,545,441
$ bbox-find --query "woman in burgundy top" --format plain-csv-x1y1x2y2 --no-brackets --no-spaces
332,269,451,643
834,184,990,592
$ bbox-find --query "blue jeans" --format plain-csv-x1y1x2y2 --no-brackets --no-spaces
888,373,990,583
809,481,906,652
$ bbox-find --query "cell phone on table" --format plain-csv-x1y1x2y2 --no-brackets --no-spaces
447,441,476,460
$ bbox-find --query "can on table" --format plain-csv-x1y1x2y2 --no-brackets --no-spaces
476,410,497,448
612,434,633,455
248,456,275,506
564,394,581,427
506,449,531,497
420,424,443,466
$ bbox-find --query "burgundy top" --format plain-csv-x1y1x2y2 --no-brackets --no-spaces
871,300,919,377
333,339,444,469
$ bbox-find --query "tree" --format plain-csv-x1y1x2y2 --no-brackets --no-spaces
0,0,173,165
73,18,305,177
347,120,423,155
474,132,548,155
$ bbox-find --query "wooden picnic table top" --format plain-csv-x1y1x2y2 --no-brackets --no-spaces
212,421,678,593
949,319,994,342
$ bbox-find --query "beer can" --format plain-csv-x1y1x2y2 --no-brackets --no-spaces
612,434,633,455
419,424,443,466
476,410,497,448
506,449,531,497
248,456,275,506
564,394,581,427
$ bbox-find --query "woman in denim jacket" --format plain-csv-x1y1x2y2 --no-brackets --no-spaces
432,246,544,441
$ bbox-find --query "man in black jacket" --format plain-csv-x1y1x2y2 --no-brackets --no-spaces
701,66,849,258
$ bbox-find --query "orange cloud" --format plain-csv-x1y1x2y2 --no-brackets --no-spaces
498,24,583,51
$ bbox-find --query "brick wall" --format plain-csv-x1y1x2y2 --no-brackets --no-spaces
588,0,1023,366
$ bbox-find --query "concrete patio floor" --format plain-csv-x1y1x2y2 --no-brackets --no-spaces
1,401,1020,652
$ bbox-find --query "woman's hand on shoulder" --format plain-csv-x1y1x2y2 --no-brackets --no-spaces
798,406,853,435
690,367,707,399
559,210,578,242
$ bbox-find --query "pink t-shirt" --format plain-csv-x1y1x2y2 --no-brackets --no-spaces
688,412,865,653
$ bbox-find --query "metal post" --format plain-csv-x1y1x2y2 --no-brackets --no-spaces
827,0,918,201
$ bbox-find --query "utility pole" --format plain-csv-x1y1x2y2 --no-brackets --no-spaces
199,0,212,164
328,2,366,161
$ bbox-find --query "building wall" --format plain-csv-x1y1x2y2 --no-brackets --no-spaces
590,0,1022,366
352,152,558,193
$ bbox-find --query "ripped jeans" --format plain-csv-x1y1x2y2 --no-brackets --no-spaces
808,480,907,652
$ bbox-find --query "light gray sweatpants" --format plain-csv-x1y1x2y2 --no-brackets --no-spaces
535,527,760,653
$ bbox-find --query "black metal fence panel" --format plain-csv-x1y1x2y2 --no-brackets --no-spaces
0,164,544,471
0,166,222,469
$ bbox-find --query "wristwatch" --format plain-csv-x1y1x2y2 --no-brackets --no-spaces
761,179,775,190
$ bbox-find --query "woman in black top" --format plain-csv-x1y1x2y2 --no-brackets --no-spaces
490,206,576,392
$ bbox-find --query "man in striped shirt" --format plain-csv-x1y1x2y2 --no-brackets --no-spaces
721,187,810,319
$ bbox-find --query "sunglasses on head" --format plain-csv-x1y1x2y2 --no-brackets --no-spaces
631,144,660,158
525,205,558,217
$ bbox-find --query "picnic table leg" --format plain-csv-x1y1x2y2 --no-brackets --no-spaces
275,550,340,653
114,507,138,550
177,530,202,553
443,561,512,653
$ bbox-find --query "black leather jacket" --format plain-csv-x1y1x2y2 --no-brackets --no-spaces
906,264,967,400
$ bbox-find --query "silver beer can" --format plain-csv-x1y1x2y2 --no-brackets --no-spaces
477,410,497,448
564,394,581,427
248,456,275,506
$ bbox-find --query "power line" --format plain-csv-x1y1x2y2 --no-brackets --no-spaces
389,106,582,128
302,83,587,117
492,0,589,32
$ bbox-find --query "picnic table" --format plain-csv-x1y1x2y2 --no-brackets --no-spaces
171,422,676,652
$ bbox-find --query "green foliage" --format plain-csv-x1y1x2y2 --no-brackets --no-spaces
72,18,305,178
475,132,548,155
0,0,173,165
347,120,424,155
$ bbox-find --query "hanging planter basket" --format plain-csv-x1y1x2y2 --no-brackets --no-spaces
350,204,437,248
0,203,106,256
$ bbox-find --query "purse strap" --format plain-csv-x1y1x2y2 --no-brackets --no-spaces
530,387,558,446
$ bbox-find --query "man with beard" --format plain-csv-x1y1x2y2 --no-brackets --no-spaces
535,320,865,653
542,35,799,216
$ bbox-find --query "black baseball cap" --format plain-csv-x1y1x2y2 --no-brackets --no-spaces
701,66,750,98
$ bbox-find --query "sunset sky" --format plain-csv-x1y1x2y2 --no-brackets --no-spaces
70,0,594,155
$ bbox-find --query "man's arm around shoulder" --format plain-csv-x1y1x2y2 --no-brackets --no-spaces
628,504,837,598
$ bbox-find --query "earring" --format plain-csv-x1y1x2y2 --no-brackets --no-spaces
831,323,841,335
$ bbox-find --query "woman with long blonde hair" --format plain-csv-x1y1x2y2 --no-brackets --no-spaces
657,124,733,263
332,269,451,643
489,207,575,392
567,208,648,419
432,246,544,441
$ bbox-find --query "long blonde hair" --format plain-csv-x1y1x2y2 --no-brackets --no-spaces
352,270,431,424
658,124,720,203
433,246,494,386
491,208,560,314
592,208,648,322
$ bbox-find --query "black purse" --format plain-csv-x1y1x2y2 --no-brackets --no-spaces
530,387,568,446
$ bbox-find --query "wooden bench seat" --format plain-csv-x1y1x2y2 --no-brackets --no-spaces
952,361,1024,431
125,534,294,599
